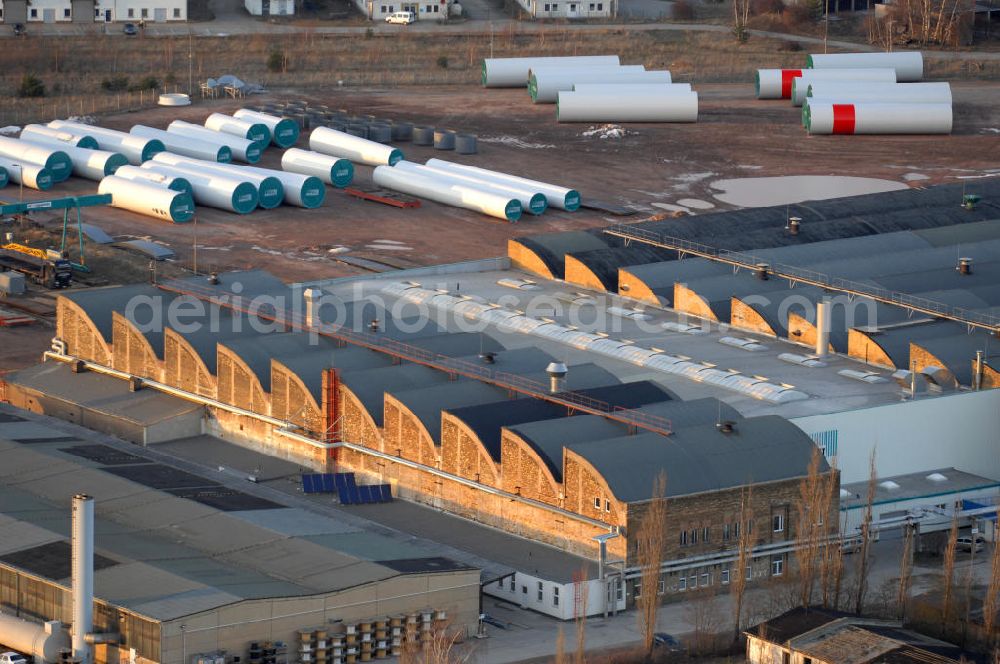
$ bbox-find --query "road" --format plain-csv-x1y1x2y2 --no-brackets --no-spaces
7,15,1000,61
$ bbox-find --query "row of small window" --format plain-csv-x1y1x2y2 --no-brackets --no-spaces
498,578,561,607
379,4,440,11
23,7,183,18
593,496,611,512
679,515,787,548
634,555,786,597
540,2,605,9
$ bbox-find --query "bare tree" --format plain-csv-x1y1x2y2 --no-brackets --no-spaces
400,620,470,664
732,484,753,643
898,522,914,620
684,586,724,656
818,462,842,610
854,450,877,615
942,510,960,630
732,0,751,42
635,471,668,657
554,625,567,664
795,448,825,608
983,537,1000,647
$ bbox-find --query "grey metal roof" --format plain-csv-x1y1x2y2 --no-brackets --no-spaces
568,415,825,503
115,240,175,261
274,346,393,403
339,363,456,426
514,230,610,278
858,321,967,369
221,332,339,393
62,284,163,342
10,362,201,425
442,364,622,460
840,467,1000,510
912,330,994,386
565,245,674,291
620,260,729,304
914,218,1000,247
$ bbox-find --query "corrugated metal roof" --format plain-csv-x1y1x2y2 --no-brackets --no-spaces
569,415,826,503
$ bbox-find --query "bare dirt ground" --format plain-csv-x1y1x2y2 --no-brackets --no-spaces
3,75,999,372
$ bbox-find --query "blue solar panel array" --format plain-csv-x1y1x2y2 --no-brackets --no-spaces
301,472,392,505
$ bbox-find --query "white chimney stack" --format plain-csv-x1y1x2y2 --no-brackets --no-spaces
304,288,321,328
72,494,94,664
815,298,831,358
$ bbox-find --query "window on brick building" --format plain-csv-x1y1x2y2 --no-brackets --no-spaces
594,496,601,510
721,569,730,584
633,580,641,598
773,514,784,533
734,522,740,539
689,575,697,589
746,565,752,581
772,555,784,576
679,530,688,546
723,523,730,541
605,499,610,512
747,518,754,534
678,576,686,591
690,528,698,544
701,572,709,586
657,578,665,595
702,526,710,543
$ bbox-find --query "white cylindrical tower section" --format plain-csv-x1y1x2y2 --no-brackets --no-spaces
20,124,99,149
0,155,54,191
425,158,580,211
789,69,898,105
310,127,404,167
805,81,951,104
233,109,300,147
99,175,196,223
72,494,94,664
557,89,698,122
372,165,522,222
130,125,232,162
204,112,271,144
166,120,263,163
807,51,924,82
281,148,354,188
48,120,164,164
394,161,548,215
804,102,952,135
481,55,621,87
528,65,655,102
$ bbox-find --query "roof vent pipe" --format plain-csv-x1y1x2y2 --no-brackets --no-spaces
958,257,973,275
788,217,801,235
546,361,568,394
815,298,831,358
208,271,219,285
754,263,770,281
716,420,736,434
72,494,94,664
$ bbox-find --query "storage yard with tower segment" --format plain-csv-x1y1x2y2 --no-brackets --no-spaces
1,34,1000,664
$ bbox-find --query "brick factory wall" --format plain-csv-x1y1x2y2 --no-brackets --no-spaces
384,396,440,468
112,312,163,381
57,297,112,365
271,360,323,435
507,239,556,279
846,329,896,369
910,342,960,387
440,415,500,487
730,298,779,337
980,361,1000,388
499,431,561,505
617,268,664,306
673,284,718,322
787,312,835,355
163,329,217,398
216,345,269,415
564,254,607,292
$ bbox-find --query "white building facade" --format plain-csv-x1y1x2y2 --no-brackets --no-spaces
517,0,613,18
356,0,450,21
244,0,294,16
0,0,187,22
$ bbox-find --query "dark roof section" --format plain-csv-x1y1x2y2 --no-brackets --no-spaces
274,346,394,403
375,557,475,574
442,365,624,461
514,231,610,279
0,540,119,582
222,332,339,392
745,607,851,643
339,363,455,427
504,393,725,482
569,415,825,503
62,284,164,343
859,321,966,369
566,245,674,291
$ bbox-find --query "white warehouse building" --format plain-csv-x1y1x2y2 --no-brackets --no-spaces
0,0,186,23
517,0,613,18
355,0,451,21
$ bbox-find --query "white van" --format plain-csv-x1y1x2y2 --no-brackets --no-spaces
385,10,415,23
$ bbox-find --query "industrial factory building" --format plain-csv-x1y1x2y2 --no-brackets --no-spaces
0,415,480,664
0,0,187,23
2,180,999,620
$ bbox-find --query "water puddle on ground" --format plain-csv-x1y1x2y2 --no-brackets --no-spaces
709,175,908,208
